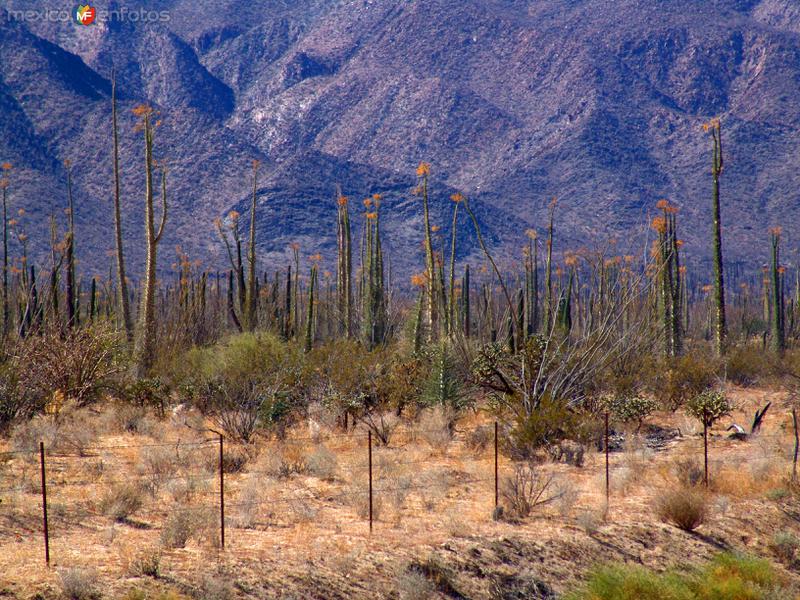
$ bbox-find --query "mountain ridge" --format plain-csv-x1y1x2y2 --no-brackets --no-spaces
0,0,798,283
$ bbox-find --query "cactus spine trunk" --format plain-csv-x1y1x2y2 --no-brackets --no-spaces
709,120,727,355
111,72,133,342
133,111,167,377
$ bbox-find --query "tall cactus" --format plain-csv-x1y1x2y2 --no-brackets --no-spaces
336,193,353,337
417,162,437,341
65,160,77,329
705,118,727,355
245,160,259,331
362,196,386,348
544,199,556,335
462,263,471,338
1,163,10,338
111,72,133,341
525,229,539,336
769,227,785,354
448,193,463,336
132,105,167,377
304,264,317,353
653,200,682,356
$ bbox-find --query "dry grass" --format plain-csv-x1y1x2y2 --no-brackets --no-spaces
0,386,798,599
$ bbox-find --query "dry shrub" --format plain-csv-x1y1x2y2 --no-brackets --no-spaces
672,458,704,488
252,444,307,478
348,481,382,520
500,462,557,520
418,407,455,453
656,486,707,531
165,473,211,503
161,506,217,549
650,352,719,410
288,498,319,524
59,568,101,600
11,409,98,457
233,477,273,528
16,326,126,408
466,424,493,453
725,345,778,386
100,483,145,522
417,468,453,512
395,569,436,600
554,478,580,517
136,446,180,494
193,573,235,600
306,444,338,481
104,404,161,437
125,546,161,578
577,509,604,535
710,458,784,498
388,474,413,513
612,444,652,493
770,531,800,566
214,445,250,474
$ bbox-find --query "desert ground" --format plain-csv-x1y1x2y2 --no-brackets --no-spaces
1,386,798,599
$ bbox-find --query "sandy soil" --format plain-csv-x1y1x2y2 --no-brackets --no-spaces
0,386,798,599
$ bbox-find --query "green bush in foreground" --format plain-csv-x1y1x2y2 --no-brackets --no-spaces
565,553,793,600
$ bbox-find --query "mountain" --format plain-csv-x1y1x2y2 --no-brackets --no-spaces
1,0,799,283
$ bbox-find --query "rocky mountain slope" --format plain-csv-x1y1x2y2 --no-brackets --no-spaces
1,0,799,280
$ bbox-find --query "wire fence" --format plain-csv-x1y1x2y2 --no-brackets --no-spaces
0,415,797,569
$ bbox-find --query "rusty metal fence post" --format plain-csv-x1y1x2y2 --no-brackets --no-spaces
604,412,610,507
494,421,499,510
368,430,373,532
219,433,225,549
39,441,50,566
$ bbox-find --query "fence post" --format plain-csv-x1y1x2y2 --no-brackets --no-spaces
703,409,709,488
792,408,798,483
494,421,498,510
604,412,610,507
39,441,50,566
219,433,225,549
368,430,373,533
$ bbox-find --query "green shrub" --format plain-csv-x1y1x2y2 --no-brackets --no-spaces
566,553,787,600
649,353,719,411
724,346,776,386
686,390,732,427
602,394,657,430
505,396,585,460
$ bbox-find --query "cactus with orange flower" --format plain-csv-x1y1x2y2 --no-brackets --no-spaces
361,199,386,348
447,193,464,335
769,227,785,354
652,200,682,356
416,162,438,341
